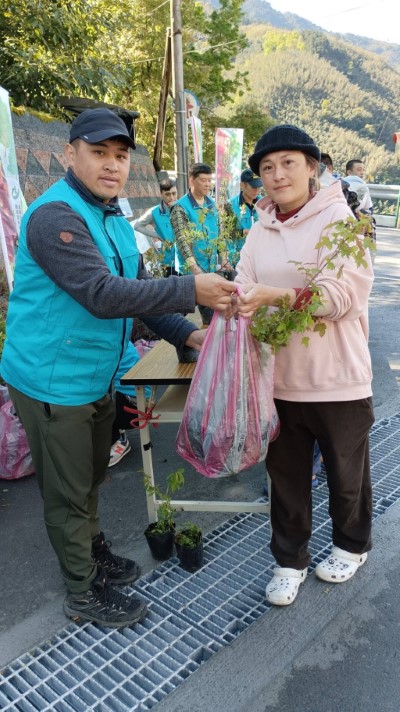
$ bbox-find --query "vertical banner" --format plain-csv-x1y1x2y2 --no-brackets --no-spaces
0,86,26,290
189,116,203,163
393,132,400,163
0,158,18,291
215,127,244,207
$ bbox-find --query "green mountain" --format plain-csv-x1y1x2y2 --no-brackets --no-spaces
208,0,400,71
201,2,399,181
232,25,400,178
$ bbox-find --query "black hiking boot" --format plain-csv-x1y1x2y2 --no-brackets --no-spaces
92,531,141,585
63,570,148,628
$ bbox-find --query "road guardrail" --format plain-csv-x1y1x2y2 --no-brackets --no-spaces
368,184,399,228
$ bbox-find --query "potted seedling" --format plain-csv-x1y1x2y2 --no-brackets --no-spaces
175,522,204,572
143,468,185,561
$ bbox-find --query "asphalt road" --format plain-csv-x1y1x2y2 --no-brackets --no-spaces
0,228,399,711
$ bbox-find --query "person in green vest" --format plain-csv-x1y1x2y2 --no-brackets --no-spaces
133,177,178,276
170,163,220,325
224,168,263,267
0,109,235,629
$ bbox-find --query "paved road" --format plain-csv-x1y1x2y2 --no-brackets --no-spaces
0,228,399,711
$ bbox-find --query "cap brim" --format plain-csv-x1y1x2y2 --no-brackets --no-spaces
247,179,263,188
79,129,135,149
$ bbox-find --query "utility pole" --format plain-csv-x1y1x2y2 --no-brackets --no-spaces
170,0,188,196
153,28,172,172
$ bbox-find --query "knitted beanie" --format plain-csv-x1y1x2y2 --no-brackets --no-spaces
248,124,321,176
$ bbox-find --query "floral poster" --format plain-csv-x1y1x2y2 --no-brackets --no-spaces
214,128,244,208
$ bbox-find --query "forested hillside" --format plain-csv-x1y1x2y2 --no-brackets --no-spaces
221,25,400,181
207,0,400,71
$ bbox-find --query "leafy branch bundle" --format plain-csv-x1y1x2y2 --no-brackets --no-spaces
182,206,240,273
249,216,375,353
144,238,175,279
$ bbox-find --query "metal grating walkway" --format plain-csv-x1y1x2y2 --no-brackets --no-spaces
1,413,400,711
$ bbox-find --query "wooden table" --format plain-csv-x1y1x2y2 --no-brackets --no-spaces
122,339,270,524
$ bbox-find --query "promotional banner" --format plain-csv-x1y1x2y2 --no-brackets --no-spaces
393,132,400,163
215,127,244,207
0,86,26,290
189,116,203,163
185,90,200,120
0,158,18,291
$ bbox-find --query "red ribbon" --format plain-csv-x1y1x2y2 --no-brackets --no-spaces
123,404,160,429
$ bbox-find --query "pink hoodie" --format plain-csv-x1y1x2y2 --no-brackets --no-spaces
235,180,373,402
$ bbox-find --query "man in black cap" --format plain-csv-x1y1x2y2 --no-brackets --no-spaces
1,108,234,628
223,168,263,268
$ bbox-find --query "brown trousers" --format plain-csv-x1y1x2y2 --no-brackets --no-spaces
266,398,375,570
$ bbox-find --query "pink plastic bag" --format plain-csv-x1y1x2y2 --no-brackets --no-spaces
176,311,279,478
134,338,159,359
0,400,35,480
0,385,9,408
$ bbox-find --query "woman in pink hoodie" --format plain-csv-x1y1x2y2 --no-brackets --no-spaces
235,124,374,606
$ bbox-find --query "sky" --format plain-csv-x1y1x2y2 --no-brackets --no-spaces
268,1,397,45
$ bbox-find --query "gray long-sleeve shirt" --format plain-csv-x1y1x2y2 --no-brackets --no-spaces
25,171,198,349
133,205,159,241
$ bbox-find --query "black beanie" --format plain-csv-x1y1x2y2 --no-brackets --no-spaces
248,124,321,176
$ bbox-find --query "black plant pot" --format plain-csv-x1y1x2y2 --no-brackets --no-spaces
175,536,204,572
144,524,175,561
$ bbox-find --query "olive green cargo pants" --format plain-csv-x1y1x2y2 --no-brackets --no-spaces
8,385,115,593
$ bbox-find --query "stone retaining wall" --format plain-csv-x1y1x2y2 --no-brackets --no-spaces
11,113,160,216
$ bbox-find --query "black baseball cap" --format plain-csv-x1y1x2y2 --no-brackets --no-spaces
240,169,262,188
69,108,136,148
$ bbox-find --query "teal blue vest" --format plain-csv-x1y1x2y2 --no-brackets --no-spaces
151,204,175,268
1,179,139,405
175,193,219,273
228,193,260,263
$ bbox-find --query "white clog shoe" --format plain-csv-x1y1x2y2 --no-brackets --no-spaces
315,546,367,583
265,566,308,606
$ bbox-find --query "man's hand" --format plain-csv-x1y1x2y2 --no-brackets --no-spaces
185,329,207,351
194,273,236,313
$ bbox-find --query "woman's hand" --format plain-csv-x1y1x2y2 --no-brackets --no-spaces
236,284,271,317
236,284,296,318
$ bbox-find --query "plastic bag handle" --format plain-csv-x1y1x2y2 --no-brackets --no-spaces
234,283,252,322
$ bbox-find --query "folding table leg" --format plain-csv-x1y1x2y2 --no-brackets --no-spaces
136,384,158,523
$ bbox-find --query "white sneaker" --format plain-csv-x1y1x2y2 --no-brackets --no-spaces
108,434,131,468
315,546,368,583
265,566,308,606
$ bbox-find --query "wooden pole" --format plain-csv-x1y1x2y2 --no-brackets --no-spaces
171,0,188,196
153,28,172,172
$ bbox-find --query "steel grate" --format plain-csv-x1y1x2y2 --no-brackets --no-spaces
1,413,400,711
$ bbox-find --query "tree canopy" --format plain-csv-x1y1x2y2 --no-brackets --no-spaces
0,0,249,166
